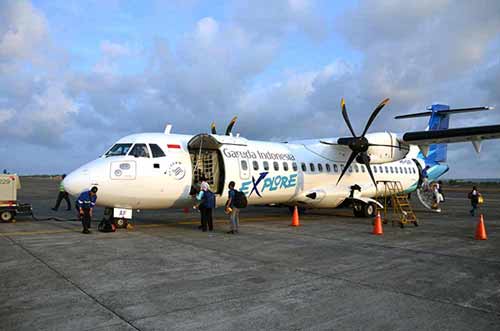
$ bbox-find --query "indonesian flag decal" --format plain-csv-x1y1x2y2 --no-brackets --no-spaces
167,144,181,149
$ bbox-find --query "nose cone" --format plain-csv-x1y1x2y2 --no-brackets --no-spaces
63,167,91,196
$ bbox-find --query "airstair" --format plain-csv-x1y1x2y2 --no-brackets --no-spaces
376,181,418,228
416,183,441,213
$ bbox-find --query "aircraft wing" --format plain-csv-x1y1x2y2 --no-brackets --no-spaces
402,124,500,146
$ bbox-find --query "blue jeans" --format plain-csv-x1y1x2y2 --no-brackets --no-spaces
470,203,478,216
230,207,240,231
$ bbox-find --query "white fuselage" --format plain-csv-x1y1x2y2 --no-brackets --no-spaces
63,132,422,210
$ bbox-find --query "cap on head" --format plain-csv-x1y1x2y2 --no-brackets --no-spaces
90,186,98,193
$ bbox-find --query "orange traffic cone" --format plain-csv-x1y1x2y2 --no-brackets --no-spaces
372,212,383,235
475,214,487,240
290,206,300,227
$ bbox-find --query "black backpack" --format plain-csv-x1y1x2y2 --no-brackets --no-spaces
98,219,116,232
233,190,247,208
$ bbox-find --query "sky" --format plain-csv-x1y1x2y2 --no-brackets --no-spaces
1,0,500,178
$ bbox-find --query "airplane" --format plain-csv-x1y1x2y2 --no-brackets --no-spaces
62,99,500,227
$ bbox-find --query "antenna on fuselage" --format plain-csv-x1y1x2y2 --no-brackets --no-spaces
164,124,172,134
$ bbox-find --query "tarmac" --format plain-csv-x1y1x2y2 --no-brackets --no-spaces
1,177,499,331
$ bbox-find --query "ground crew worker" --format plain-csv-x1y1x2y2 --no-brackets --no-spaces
225,181,240,234
52,174,71,211
76,186,98,234
468,186,481,216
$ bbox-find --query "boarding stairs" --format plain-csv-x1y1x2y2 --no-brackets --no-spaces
376,181,418,228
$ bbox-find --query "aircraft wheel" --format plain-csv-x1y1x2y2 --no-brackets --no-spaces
364,203,377,218
353,203,364,217
114,218,128,229
1,210,13,222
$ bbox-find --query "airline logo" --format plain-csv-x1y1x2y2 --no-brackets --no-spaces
240,172,297,197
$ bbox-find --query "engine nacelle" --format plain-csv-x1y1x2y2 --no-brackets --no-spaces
364,132,409,163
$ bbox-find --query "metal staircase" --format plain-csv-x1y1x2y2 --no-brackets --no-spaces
376,181,418,228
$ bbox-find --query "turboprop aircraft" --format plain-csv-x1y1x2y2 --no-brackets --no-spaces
63,99,500,226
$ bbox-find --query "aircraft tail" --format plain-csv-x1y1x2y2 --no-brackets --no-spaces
420,104,450,166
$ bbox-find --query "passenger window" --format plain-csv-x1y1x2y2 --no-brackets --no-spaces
373,165,377,173
318,163,323,172
354,164,359,172
348,165,353,172
404,167,407,174
361,165,365,173
106,143,132,157
385,166,389,173
326,164,331,172
333,164,338,172
390,166,394,173
253,161,259,171
399,167,403,173
395,167,399,174
263,161,269,171
273,161,279,171
341,164,345,171
149,144,166,158
292,162,298,171
283,162,289,171
309,163,315,172
129,144,150,158
301,163,307,172
241,160,248,171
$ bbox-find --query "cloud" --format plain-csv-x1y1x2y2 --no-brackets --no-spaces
0,0,48,62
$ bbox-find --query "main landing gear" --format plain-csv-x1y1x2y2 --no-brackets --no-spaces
352,201,377,218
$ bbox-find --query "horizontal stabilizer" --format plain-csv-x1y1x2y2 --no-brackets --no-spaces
395,106,493,119
402,124,500,145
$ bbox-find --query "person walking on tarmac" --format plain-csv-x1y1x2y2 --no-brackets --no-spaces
52,174,71,211
196,182,215,232
225,181,240,234
468,186,481,216
77,186,98,234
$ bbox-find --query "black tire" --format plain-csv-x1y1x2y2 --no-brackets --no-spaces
114,218,127,229
353,203,364,217
364,203,377,218
1,210,14,222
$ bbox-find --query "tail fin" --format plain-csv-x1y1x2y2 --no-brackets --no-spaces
422,104,450,164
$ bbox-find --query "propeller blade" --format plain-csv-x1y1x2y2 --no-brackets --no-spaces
210,122,217,134
341,98,357,137
336,151,357,185
319,140,338,145
225,116,238,136
361,98,390,137
363,159,377,188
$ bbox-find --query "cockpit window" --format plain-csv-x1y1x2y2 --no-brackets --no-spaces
129,144,150,158
149,144,166,158
105,143,132,157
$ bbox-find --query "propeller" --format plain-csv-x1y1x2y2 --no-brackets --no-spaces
330,98,390,187
210,116,238,136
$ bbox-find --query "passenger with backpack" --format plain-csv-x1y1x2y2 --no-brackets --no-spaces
225,181,247,234
196,182,215,232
